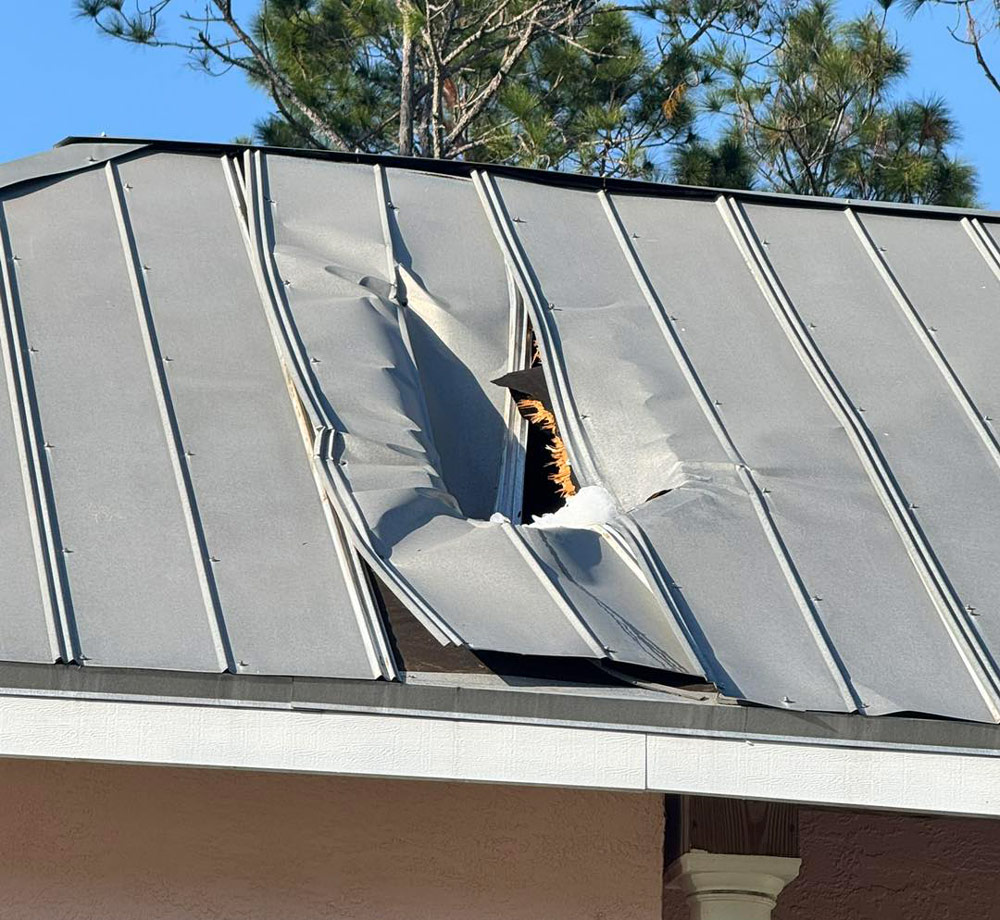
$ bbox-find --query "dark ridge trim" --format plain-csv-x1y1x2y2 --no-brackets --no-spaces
55,136,1000,223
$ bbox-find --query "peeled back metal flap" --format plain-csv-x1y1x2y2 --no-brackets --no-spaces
385,168,513,520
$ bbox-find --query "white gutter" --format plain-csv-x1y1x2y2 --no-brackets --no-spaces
1,693,1000,817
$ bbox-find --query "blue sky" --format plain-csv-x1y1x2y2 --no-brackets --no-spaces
1,1,997,206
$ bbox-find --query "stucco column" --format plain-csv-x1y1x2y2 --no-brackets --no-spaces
665,851,801,920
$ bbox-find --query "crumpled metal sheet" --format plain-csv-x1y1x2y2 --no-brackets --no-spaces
4,140,1000,723
256,154,699,673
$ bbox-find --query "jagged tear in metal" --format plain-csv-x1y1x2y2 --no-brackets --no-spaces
2,140,1000,722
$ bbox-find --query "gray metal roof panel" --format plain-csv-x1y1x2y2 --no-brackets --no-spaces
2,166,222,670
4,140,1000,724
113,152,384,679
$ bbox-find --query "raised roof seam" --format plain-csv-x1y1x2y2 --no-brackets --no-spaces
849,209,1000,478
0,204,73,662
963,218,1000,282
471,170,600,486
493,268,530,522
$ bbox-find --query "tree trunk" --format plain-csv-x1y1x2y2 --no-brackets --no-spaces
398,5,415,156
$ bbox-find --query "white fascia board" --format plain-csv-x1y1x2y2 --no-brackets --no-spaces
2,692,1000,817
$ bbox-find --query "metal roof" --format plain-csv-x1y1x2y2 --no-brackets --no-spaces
2,139,1000,723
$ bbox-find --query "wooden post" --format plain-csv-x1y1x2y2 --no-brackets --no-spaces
664,796,801,920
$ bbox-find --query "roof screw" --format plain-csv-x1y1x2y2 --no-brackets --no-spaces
162,355,173,362
283,279,291,286
580,413,590,419
28,346,38,354
762,239,770,247
669,315,678,321
310,356,321,364
209,556,220,563
967,604,979,616
631,232,640,240
878,245,887,253
238,659,248,668
713,399,722,407
388,202,398,211
512,217,525,224
812,594,823,602
43,442,53,450
62,547,73,554
339,459,347,466
11,254,20,262
781,695,794,704
142,264,151,272
184,449,194,457
929,326,938,333
761,487,771,494
86,156,96,163
986,415,994,423
124,183,133,191
808,322,817,329
670,582,682,590
908,501,919,510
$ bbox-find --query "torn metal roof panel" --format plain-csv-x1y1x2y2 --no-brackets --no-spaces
3,138,1000,725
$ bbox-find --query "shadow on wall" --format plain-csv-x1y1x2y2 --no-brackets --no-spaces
663,807,1000,920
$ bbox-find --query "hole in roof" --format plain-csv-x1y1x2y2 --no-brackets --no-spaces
494,325,577,523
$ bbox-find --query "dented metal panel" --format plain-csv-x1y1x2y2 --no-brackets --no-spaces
260,153,698,671
384,168,513,520
489,179,855,710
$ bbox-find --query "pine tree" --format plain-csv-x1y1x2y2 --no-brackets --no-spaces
692,0,977,204
75,0,776,178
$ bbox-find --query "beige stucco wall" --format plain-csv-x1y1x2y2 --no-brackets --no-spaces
663,806,1000,920
0,758,664,920
6,756,1000,920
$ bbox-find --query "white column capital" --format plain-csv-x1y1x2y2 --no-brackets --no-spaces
666,851,802,920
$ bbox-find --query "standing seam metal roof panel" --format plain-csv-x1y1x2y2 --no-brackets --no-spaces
1,168,224,670
112,152,385,679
